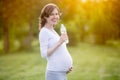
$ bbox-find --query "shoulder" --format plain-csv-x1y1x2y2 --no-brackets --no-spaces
40,27,48,33
39,27,50,40
39,27,48,35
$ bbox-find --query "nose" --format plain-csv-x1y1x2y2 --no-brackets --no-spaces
54,14,59,19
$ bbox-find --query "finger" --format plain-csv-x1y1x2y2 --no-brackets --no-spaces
66,71,69,74
69,69,72,72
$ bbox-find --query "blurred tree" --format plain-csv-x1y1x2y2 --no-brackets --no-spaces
1,0,120,53
111,0,120,38
1,0,10,53
1,0,52,53
80,0,120,44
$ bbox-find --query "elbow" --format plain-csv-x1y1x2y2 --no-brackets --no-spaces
41,52,47,59
40,47,48,59
41,55,47,59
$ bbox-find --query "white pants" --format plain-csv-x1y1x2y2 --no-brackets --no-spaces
46,70,67,80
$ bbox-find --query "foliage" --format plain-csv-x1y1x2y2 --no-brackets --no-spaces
1,0,52,53
65,21,80,46
1,0,120,53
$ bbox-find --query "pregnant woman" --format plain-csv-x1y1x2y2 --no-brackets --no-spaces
39,3,73,80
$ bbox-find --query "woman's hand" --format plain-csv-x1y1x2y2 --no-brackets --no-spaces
59,33,68,44
66,67,73,74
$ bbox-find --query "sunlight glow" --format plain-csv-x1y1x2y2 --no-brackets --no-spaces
104,0,108,1
80,0,109,3
96,0,100,3
81,0,100,3
81,0,87,3
91,0,100,3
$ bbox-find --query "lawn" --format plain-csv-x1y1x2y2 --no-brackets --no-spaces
0,43,120,80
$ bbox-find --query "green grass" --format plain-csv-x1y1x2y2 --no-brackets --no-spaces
0,43,120,80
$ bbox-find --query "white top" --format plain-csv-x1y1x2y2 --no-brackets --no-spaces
39,27,73,71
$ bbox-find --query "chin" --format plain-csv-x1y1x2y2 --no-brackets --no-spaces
53,22,58,25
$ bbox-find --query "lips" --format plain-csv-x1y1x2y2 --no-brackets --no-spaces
52,19,58,22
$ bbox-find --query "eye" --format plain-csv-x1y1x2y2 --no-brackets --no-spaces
55,13,59,15
50,13,59,16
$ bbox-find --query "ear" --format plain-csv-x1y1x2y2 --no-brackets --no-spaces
44,16,48,19
60,12,62,16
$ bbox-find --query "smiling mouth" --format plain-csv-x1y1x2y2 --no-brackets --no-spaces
52,19,58,22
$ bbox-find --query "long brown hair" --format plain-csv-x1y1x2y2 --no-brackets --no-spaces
39,3,60,30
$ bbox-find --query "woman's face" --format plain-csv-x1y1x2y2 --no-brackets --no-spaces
46,8,60,25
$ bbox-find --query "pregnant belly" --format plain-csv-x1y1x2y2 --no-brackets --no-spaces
56,55,72,70
47,55,72,71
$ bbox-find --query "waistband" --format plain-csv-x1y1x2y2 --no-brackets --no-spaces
46,70,67,73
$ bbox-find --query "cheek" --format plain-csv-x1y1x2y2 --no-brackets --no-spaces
56,15,60,19
57,16,60,19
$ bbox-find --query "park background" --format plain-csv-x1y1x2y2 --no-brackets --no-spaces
0,0,120,80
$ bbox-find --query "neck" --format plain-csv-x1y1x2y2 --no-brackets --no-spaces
44,23,54,30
